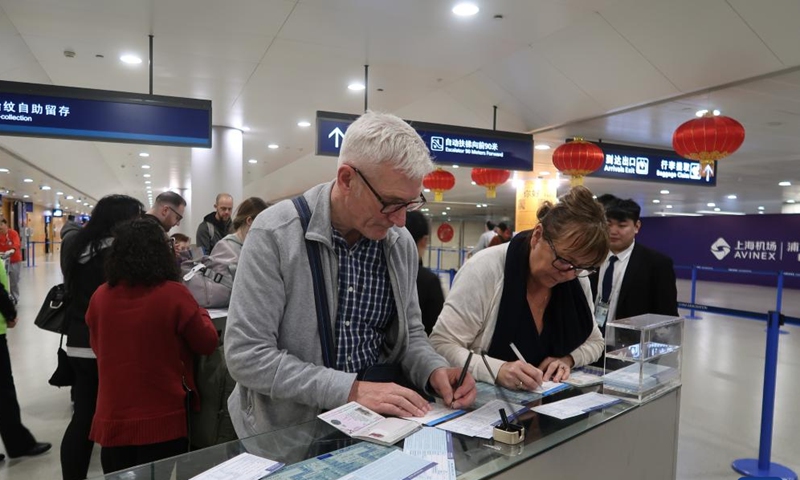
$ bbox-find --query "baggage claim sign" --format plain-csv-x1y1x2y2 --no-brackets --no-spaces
587,142,717,187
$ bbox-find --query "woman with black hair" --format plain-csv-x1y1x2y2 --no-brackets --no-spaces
86,217,217,474
60,194,143,480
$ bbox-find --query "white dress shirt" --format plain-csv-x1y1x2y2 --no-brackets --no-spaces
596,240,636,322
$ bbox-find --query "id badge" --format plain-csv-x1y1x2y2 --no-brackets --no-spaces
595,302,609,328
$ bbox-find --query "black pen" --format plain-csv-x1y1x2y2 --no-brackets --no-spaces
451,351,473,407
499,408,509,429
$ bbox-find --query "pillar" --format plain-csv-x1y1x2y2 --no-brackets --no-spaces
515,174,558,232
186,126,243,241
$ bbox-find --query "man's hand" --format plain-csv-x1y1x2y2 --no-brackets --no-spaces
497,360,543,391
7,318,17,328
429,367,476,410
347,380,431,417
538,356,574,382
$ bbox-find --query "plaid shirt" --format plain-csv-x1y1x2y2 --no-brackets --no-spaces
331,228,396,373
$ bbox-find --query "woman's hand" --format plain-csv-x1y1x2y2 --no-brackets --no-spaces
539,356,574,382
497,360,543,391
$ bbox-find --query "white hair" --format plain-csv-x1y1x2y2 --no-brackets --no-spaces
338,111,433,180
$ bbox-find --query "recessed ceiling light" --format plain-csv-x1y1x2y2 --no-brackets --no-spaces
471,181,477,185
695,109,709,117
442,212,448,215
660,190,669,195
56,191,63,195
424,189,431,193
248,159,258,164
348,83,365,91
120,54,142,64
242,126,251,132
713,109,721,116
452,3,479,16
23,178,33,183
476,204,481,208
139,152,150,157
66,195,74,200
707,202,715,207
714,207,721,212
652,199,660,204
759,211,764,214
779,181,791,187
267,144,279,149
482,203,488,207
788,200,797,204
540,171,550,176
144,181,151,184
143,173,151,178
727,194,737,199
23,194,29,198
666,205,673,209
446,207,451,210
297,121,311,128
141,165,150,169
83,202,89,206
41,185,51,190
758,206,765,210
452,165,459,169
534,144,551,151
0,168,8,173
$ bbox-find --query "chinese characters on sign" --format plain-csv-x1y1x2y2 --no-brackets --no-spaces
731,240,799,261
587,142,716,187
432,137,502,158
1,100,71,122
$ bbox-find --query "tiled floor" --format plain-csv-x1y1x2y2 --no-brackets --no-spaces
0,254,798,479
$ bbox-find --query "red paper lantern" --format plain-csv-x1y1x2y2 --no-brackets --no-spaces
672,113,745,177
422,168,455,202
471,168,511,198
551,138,604,186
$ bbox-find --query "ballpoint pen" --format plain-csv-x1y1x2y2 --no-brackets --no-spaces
452,351,473,407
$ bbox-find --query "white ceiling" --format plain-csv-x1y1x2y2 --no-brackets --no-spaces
0,0,799,222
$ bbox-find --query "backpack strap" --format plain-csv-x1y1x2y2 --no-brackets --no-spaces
292,195,336,369
206,221,215,241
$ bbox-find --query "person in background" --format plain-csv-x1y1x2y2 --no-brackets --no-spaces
170,233,191,256
405,211,445,335
225,111,476,439
0,252,51,462
468,221,496,258
196,193,234,254
86,217,217,474
145,192,186,232
430,186,608,390
60,194,143,480
0,220,22,303
589,196,678,334
487,222,513,247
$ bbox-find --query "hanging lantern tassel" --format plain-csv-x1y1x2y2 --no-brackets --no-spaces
551,138,605,187
422,168,455,202
471,168,511,198
672,113,745,174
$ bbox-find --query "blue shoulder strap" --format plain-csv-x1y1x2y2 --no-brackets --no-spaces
291,196,337,369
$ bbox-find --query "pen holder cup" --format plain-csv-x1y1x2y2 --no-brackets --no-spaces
492,425,525,445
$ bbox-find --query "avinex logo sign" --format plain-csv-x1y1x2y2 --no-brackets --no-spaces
711,238,731,260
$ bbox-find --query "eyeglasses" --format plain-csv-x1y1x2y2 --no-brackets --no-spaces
349,165,427,214
544,237,598,277
167,206,183,223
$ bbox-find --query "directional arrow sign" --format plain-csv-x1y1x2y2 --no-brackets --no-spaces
328,127,345,148
703,164,714,182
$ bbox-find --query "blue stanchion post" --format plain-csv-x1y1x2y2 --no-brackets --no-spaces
686,266,701,320
448,269,456,288
775,272,789,336
732,311,797,480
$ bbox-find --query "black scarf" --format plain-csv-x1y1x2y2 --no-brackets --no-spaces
487,230,594,367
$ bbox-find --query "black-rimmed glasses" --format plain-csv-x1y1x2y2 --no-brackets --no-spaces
349,165,427,214
168,206,183,222
545,237,598,277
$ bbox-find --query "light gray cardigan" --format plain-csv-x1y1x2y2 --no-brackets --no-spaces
225,181,450,438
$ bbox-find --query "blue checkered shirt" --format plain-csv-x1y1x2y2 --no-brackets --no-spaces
331,228,396,373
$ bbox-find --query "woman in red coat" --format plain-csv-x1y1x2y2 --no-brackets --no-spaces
86,216,218,474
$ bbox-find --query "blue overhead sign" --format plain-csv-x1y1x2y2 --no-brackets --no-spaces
316,111,533,171
587,141,717,186
0,80,212,147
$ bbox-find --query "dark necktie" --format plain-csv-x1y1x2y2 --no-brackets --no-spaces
600,255,619,304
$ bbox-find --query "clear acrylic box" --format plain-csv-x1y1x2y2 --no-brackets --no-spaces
603,313,684,403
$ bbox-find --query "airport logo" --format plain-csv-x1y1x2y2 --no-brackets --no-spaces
711,237,731,260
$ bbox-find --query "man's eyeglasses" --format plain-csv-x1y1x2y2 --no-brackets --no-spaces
168,206,183,223
544,237,598,277
349,165,426,214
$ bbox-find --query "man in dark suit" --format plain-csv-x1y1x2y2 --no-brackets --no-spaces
590,197,678,335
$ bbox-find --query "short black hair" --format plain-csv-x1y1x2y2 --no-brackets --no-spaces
486,221,496,230
405,211,429,244
105,217,180,287
605,198,641,223
155,191,186,208
596,194,619,209
497,222,511,233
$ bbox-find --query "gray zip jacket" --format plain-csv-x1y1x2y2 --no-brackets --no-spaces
225,181,450,438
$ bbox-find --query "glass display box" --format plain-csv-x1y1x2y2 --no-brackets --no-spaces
603,313,684,403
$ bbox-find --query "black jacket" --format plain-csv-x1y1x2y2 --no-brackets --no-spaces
196,212,231,255
590,242,679,326
61,234,110,349
416,260,445,336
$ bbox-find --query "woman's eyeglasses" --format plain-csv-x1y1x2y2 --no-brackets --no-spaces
544,237,598,277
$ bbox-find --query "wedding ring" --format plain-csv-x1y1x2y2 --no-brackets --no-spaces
517,381,524,389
